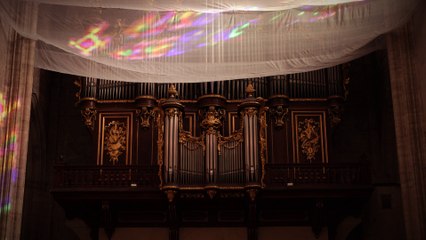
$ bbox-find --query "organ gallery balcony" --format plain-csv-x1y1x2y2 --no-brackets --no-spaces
52,65,370,195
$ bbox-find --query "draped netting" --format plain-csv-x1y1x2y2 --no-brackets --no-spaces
0,0,419,83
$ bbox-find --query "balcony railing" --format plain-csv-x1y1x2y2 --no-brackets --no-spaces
53,165,160,188
53,163,369,189
265,163,370,187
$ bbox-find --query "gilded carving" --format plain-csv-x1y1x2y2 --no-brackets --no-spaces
155,108,165,187
242,108,258,118
217,130,243,155
165,108,180,118
245,81,255,98
168,84,178,98
200,106,225,131
298,118,320,161
104,121,127,164
179,131,205,151
81,107,97,130
270,105,288,128
258,107,268,187
136,106,155,128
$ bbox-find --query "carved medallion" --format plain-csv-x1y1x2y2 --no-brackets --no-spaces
298,118,320,161
104,121,127,164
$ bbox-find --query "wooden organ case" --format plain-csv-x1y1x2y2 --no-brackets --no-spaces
53,65,371,240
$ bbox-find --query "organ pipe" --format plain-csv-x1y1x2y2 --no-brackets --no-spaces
161,85,184,186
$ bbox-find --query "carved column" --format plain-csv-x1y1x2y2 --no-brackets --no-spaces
198,95,226,185
161,85,184,186
239,82,262,184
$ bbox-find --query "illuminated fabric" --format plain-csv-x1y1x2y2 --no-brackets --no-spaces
0,0,419,82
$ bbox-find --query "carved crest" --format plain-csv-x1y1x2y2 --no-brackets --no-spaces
104,121,127,164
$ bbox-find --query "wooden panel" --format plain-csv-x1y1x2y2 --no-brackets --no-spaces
291,111,328,163
97,112,133,165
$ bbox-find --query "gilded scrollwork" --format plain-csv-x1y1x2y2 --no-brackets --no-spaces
154,107,165,187
258,107,268,187
217,130,243,155
270,105,288,128
179,131,205,151
298,118,320,161
136,106,155,128
104,121,127,164
81,107,97,130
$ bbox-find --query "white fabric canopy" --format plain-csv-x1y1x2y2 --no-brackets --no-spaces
0,0,419,83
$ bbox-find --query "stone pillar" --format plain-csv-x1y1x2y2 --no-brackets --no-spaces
0,30,36,240
386,4,426,239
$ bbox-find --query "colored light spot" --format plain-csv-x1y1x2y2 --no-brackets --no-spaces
298,11,305,16
68,22,111,56
229,22,251,39
0,93,20,125
70,11,255,60
0,203,11,215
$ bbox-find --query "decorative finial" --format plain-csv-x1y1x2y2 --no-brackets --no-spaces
245,81,255,98
168,84,178,98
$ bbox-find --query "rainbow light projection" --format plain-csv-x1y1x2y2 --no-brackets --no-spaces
68,22,112,56
0,93,20,215
68,6,341,60
68,11,258,60
271,5,338,26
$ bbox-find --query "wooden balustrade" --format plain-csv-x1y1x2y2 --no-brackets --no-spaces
264,163,369,186
53,163,369,189
53,165,159,188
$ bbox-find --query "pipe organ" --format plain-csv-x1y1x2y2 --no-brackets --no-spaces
51,63,377,240
74,64,352,191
